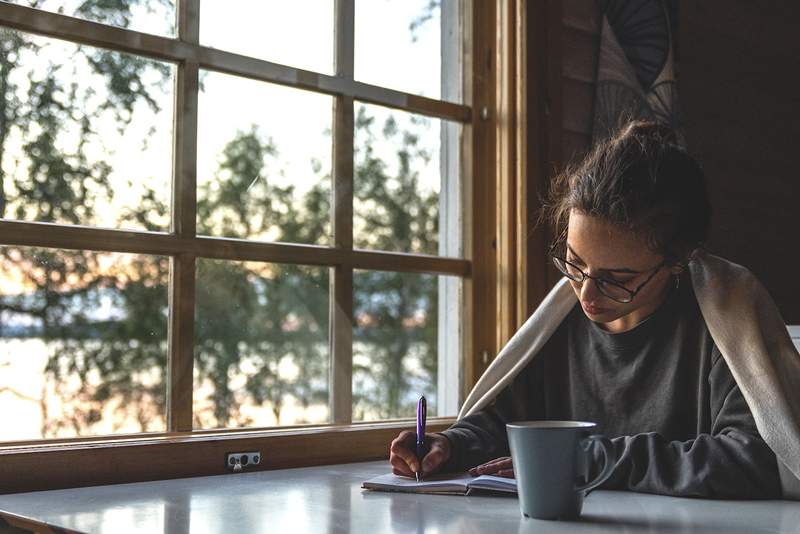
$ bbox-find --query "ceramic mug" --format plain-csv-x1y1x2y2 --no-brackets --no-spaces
506,421,616,520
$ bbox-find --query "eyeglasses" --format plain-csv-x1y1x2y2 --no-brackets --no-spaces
549,229,666,304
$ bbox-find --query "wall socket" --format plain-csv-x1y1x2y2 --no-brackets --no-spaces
226,451,261,472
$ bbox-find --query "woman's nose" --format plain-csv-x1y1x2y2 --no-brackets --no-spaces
580,277,602,303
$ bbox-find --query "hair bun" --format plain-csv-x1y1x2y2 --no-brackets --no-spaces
619,120,682,147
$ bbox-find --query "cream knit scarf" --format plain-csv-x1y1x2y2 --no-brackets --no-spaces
458,251,800,499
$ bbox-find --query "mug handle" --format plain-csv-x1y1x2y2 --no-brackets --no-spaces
575,434,616,493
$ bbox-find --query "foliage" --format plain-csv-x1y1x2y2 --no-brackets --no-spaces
352,107,440,419
0,2,443,437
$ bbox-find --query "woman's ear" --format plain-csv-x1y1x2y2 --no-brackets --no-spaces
669,259,688,276
669,265,684,276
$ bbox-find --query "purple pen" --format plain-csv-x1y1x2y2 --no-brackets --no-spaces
416,395,427,482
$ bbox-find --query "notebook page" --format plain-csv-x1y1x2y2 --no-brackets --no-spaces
362,472,473,493
467,475,517,494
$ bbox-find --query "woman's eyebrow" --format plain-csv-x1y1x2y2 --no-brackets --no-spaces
566,244,642,274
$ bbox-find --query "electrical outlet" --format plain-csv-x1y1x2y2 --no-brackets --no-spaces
226,451,261,472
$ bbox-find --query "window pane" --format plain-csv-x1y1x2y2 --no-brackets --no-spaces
197,72,332,245
353,271,460,421
4,0,175,36
200,0,333,75
0,246,169,441
194,260,330,429
355,0,460,102
0,28,174,232
354,103,461,257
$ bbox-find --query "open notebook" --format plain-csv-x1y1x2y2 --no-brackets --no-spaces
362,472,517,495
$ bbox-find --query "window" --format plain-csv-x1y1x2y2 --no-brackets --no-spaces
0,0,518,492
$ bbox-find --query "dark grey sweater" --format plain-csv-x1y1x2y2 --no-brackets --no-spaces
441,282,783,499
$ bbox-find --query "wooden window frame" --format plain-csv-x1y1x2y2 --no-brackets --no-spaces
0,0,536,493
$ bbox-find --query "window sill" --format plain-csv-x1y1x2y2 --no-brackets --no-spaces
0,418,456,494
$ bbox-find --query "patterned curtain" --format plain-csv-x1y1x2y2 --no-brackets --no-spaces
592,0,683,145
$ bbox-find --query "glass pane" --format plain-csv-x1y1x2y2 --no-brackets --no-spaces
353,271,460,421
4,0,175,37
194,260,330,429
356,0,459,102
0,246,169,442
197,72,332,245
0,28,174,231
200,0,334,75
354,103,461,256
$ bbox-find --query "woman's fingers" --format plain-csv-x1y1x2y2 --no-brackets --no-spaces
420,435,450,476
390,455,415,477
389,430,420,474
496,469,515,478
468,456,513,476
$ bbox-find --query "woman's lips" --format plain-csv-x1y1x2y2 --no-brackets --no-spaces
582,303,607,315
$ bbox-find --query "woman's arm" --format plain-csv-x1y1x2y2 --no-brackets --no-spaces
594,353,782,499
438,359,544,473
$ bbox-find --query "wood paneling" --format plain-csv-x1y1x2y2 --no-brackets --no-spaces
562,77,594,136
520,0,565,310
496,0,519,344
559,0,598,172
562,26,599,84
562,0,601,35
678,1,800,322
543,0,565,290
465,0,498,390
559,0,598,167
562,129,591,166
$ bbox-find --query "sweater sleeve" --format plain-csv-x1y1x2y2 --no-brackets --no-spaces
594,350,783,499
438,360,545,473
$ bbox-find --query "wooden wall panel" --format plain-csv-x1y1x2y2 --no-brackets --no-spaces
562,26,599,84
560,0,599,162
562,78,594,136
562,0,601,34
562,129,591,167
678,1,800,323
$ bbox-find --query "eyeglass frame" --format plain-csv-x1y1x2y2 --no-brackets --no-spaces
548,228,668,304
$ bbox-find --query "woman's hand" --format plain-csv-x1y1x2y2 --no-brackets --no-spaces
389,431,451,478
468,456,514,478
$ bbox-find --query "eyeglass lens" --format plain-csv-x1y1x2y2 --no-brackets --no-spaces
552,257,633,303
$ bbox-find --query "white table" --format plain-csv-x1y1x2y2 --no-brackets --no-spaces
1,460,798,533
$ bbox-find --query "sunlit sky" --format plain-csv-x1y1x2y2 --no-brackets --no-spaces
0,0,456,440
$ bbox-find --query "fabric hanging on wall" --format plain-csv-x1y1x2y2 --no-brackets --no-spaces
593,0,683,145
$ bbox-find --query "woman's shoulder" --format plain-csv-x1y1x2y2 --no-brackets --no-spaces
689,250,790,353
690,251,762,289
688,250,773,308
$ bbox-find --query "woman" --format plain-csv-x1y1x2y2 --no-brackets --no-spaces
388,121,799,499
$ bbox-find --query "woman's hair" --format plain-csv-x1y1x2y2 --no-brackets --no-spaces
543,121,711,264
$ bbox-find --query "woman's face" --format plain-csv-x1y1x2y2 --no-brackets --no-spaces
565,210,679,333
